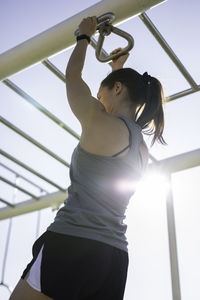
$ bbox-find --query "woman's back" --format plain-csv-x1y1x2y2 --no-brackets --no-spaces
47,114,149,252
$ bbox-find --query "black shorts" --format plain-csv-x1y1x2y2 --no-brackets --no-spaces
21,230,129,300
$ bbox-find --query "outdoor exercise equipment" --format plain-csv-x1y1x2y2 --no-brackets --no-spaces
74,12,134,63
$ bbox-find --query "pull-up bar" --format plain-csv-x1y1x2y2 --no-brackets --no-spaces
0,0,165,80
74,12,134,63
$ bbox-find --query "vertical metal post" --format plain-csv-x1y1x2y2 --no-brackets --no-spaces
166,174,182,300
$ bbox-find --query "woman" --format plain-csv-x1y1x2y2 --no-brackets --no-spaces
10,16,166,300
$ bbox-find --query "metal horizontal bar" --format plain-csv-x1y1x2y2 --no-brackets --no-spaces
0,150,67,192
0,190,68,220
0,198,15,208
139,13,198,89
0,162,48,193
1,116,70,168
0,0,165,80
3,79,80,140
42,54,111,80
42,59,66,82
0,176,39,200
148,148,200,173
165,85,200,102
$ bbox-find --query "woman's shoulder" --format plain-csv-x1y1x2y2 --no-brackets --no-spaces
79,112,139,158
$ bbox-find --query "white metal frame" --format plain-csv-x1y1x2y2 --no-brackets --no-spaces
0,0,165,81
1,1,200,299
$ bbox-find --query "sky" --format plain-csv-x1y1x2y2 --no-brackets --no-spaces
0,0,200,299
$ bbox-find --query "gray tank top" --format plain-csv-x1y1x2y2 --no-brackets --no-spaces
47,114,149,252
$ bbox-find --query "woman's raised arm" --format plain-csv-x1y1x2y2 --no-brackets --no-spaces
65,17,105,128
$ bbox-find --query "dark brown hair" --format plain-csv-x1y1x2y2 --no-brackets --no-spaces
100,68,167,146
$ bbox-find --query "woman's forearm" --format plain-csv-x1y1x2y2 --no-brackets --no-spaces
66,39,89,77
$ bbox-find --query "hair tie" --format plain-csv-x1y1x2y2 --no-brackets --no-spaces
142,72,151,85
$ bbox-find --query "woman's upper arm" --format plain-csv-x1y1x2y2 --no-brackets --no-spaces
66,75,105,128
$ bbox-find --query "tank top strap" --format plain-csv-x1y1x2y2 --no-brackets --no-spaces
116,114,143,147
116,114,149,174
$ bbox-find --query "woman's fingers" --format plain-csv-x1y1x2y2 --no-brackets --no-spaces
110,48,129,64
110,50,130,70
83,16,97,24
110,48,122,55
79,16,97,36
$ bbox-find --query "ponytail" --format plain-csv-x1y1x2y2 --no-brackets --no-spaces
136,72,167,146
101,68,167,146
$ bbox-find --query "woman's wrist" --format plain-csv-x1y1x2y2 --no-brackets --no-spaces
76,34,91,44
112,66,124,71
79,32,92,38
66,35,89,76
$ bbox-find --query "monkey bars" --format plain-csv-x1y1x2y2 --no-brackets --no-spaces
0,0,165,81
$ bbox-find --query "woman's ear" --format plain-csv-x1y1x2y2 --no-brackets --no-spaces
114,81,123,95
